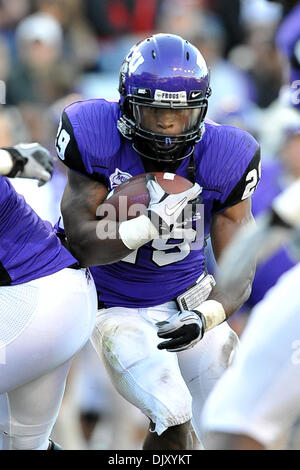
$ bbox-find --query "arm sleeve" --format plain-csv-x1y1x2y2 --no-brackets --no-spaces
213,146,261,212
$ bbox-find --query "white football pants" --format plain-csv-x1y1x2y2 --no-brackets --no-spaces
0,268,97,450
91,301,239,441
201,262,300,448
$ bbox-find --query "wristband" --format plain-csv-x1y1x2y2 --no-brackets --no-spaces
1,147,26,178
195,300,226,331
0,149,13,175
119,214,159,250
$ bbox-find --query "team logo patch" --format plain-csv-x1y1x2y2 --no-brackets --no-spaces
109,168,132,189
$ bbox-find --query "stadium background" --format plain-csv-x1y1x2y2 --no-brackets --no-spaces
1,0,300,449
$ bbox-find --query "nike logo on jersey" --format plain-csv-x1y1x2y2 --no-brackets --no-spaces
165,197,187,217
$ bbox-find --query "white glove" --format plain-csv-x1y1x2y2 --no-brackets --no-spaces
5,143,53,186
156,309,206,352
146,174,202,235
119,174,201,250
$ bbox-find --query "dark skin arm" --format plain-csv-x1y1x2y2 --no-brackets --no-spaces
61,169,133,266
208,197,256,319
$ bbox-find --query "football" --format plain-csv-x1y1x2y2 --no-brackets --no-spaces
101,172,193,222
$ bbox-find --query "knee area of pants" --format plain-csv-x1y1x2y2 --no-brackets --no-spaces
1,431,50,450
0,418,53,450
101,322,155,359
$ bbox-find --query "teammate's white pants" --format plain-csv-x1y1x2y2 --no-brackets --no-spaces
0,268,97,450
91,301,238,439
201,262,300,448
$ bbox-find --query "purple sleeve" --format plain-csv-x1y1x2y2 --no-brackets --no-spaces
213,146,261,212
55,99,121,186
202,125,261,212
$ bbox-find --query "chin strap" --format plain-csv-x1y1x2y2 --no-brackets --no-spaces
187,154,195,183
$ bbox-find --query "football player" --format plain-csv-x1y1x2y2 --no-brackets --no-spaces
56,34,261,449
0,144,97,450
273,0,300,108
201,178,300,449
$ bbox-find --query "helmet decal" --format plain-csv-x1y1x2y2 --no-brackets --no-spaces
153,90,187,104
128,49,145,74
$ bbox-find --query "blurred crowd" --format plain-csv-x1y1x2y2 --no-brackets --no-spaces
1,0,300,219
1,0,300,450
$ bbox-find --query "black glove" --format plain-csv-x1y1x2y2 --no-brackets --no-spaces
156,309,206,352
4,143,53,186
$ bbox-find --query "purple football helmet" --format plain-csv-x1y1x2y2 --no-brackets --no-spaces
117,33,211,163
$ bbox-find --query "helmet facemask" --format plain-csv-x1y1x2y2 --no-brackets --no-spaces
117,34,211,164
119,94,208,163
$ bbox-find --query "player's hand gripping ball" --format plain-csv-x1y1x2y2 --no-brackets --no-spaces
103,172,202,231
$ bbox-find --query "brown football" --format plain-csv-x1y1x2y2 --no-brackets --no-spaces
100,172,193,222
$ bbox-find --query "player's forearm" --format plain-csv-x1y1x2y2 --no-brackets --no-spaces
65,219,133,266
65,215,158,266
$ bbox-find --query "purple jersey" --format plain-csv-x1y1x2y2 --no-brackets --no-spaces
0,176,76,285
56,99,260,308
276,2,300,108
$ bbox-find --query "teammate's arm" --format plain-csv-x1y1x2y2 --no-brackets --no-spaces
208,197,256,319
216,177,300,292
0,144,53,185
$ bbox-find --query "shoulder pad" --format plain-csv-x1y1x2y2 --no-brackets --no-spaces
56,99,121,184
197,123,260,210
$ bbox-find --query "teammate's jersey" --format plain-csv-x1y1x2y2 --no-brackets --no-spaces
276,2,300,109
0,176,77,285
56,98,260,308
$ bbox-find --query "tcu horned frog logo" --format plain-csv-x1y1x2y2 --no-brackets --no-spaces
109,168,132,189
